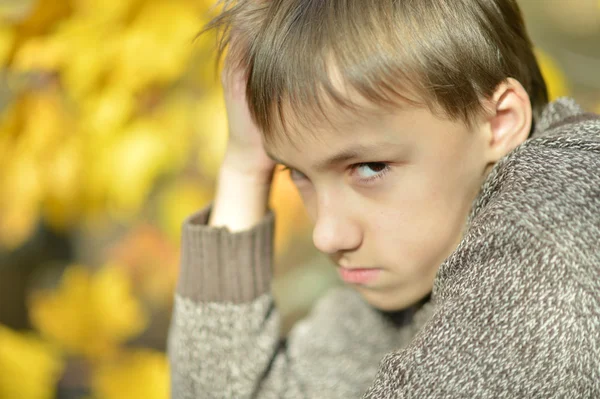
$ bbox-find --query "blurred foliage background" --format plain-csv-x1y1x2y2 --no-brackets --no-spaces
0,0,598,398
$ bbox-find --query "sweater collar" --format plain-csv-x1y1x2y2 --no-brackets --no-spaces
531,97,585,138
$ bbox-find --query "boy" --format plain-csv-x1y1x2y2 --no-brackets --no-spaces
168,0,600,397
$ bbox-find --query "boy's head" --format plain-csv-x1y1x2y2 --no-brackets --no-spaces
206,0,548,311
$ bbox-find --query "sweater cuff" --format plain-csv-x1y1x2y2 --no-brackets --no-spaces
176,205,275,303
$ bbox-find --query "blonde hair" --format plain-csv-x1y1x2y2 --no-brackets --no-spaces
202,0,548,141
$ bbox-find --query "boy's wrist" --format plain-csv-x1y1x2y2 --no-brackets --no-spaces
209,162,274,232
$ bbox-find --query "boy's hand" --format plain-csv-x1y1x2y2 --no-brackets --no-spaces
209,67,276,231
221,67,276,179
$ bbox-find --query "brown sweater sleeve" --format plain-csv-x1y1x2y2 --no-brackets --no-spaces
176,205,275,303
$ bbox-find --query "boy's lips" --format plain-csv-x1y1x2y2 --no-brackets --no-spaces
337,266,382,285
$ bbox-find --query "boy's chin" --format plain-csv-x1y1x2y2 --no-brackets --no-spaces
355,285,431,312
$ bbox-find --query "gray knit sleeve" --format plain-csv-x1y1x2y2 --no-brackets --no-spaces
168,288,426,399
168,206,424,399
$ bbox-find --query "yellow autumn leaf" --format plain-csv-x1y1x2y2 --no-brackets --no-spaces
80,143,112,221
106,120,170,218
535,49,570,101
0,0,36,23
29,264,148,360
107,222,179,309
16,0,70,38
19,90,72,158
157,178,213,242
0,155,43,249
108,223,179,307
0,325,64,399
71,0,143,23
81,85,135,141
111,1,200,91
12,36,68,72
0,25,15,67
51,17,119,101
42,136,84,230
0,196,40,250
0,90,79,238
90,264,149,342
0,100,41,249
0,0,246,247
91,349,169,399
150,92,197,171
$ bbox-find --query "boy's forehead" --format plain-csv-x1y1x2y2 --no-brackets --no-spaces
261,55,438,157
266,103,387,153
267,86,416,148
264,101,420,165
262,56,424,139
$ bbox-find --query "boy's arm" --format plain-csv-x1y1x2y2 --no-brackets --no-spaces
167,204,419,399
176,164,275,303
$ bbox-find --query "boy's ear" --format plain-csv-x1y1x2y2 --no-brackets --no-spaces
484,78,532,163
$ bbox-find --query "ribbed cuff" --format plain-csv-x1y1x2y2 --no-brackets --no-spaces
176,205,275,303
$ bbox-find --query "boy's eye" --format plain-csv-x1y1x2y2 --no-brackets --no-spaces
353,162,389,180
281,162,390,184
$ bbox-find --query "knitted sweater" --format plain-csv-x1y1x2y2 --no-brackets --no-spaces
168,98,600,398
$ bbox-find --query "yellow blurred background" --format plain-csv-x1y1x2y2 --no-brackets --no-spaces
0,0,598,398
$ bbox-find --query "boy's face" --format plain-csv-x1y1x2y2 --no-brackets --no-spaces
266,101,493,311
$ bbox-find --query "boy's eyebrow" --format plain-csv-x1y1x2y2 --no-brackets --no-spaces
267,143,393,171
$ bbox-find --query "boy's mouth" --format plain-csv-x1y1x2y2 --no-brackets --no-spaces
337,267,382,285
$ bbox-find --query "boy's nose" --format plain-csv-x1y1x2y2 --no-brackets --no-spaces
312,207,362,255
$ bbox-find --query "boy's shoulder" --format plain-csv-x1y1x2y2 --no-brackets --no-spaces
509,98,600,196
471,98,600,224
460,97,600,276
530,97,600,140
